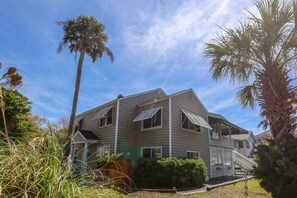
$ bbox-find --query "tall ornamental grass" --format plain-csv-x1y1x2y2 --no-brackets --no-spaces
0,133,122,198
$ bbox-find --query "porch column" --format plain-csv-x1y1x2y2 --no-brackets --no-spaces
69,142,74,163
81,142,88,173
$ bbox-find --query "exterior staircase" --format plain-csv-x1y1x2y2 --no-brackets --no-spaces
232,150,257,174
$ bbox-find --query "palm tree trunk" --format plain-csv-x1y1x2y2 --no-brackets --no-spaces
256,62,297,140
0,87,8,139
65,49,85,156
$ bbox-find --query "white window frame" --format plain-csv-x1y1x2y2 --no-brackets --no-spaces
181,110,202,134
97,145,111,157
186,150,200,159
141,108,162,131
99,108,113,128
140,146,162,158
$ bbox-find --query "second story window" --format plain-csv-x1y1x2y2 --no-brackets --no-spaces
92,106,113,128
133,107,162,130
181,111,201,133
186,151,200,159
143,109,162,129
99,108,113,127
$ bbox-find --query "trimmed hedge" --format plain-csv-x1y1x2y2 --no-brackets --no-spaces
255,135,297,198
134,157,208,189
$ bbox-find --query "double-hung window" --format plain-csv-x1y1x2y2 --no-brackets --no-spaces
186,151,200,159
141,147,162,158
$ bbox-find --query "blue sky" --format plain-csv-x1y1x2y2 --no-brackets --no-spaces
0,0,264,134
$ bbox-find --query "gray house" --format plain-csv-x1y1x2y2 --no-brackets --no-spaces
70,88,253,178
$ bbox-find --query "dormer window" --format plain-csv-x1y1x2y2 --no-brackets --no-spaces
92,106,113,128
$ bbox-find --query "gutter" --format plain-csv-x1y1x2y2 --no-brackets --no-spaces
114,99,120,153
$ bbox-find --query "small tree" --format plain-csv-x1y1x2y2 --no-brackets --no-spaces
0,88,33,140
255,135,297,197
0,62,23,138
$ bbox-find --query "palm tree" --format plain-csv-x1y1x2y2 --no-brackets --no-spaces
58,15,114,141
0,62,23,138
204,0,297,140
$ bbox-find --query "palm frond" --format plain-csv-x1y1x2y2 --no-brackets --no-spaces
236,84,258,108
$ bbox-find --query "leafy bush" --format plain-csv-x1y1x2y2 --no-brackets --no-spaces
97,153,123,168
134,157,208,189
255,135,297,198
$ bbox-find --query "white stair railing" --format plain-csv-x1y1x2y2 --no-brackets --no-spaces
232,150,256,171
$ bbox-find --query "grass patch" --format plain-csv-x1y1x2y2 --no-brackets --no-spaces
128,179,271,198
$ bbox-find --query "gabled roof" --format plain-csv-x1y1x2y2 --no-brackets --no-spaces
138,88,208,113
76,88,166,117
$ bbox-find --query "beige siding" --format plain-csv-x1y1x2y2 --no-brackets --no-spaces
81,102,117,153
171,91,211,173
137,99,169,158
117,90,166,160
73,132,85,142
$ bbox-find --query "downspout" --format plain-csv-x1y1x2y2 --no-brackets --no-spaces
207,112,212,178
169,97,172,158
114,100,120,154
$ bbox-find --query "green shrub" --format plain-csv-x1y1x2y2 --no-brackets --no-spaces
255,135,297,198
134,157,208,189
97,153,123,168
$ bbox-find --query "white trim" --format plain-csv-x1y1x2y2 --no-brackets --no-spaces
81,143,88,172
72,131,86,142
114,100,120,154
207,112,212,178
140,146,162,158
169,97,172,158
141,107,163,131
186,150,200,158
